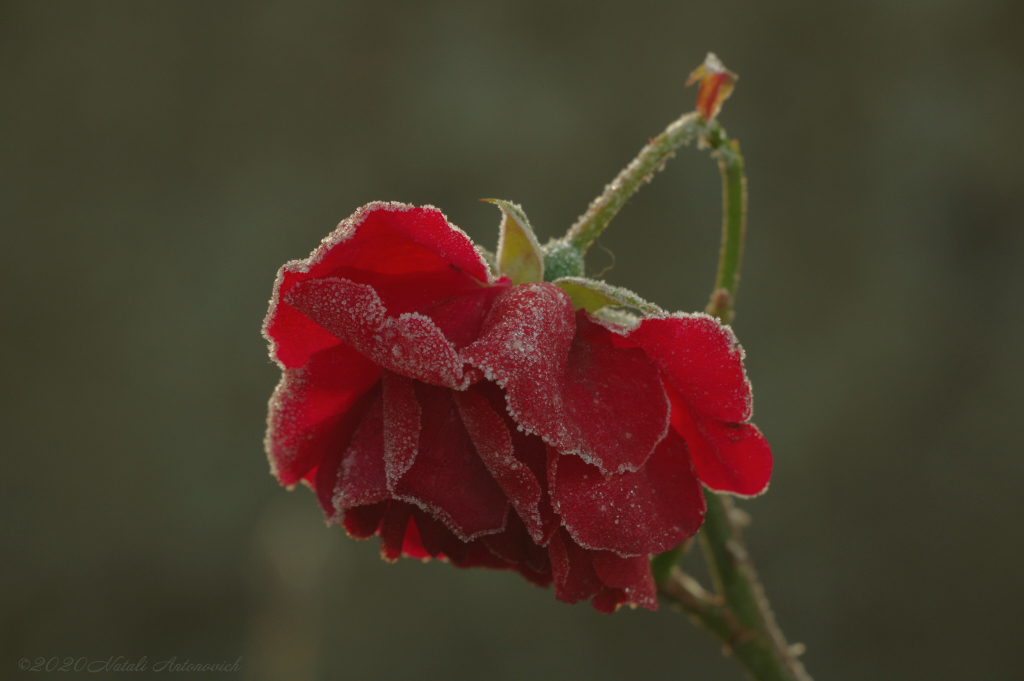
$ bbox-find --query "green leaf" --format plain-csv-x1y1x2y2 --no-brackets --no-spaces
552,276,664,315
486,199,544,285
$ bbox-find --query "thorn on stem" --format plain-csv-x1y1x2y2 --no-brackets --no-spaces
728,506,752,528
725,539,749,563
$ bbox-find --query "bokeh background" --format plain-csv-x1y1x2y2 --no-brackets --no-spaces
3,1,1023,679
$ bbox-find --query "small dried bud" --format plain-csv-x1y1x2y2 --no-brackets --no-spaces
686,52,738,122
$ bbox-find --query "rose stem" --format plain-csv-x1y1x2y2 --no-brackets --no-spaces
563,111,704,255
564,100,810,680
658,120,812,681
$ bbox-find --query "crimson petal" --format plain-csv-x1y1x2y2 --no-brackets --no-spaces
463,285,668,474
264,203,491,370
332,388,388,512
286,277,465,388
629,314,752,423
265,343,381,486
381,370,420,489
668,385,772,496
388,381,510,541
342,501,388,539
590,552,657,612
453,387,547,542
548,529,603,605
561,313,670,472
549,429,706,556
379,501,414,562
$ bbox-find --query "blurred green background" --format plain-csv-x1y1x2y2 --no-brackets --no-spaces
3,1,1022,679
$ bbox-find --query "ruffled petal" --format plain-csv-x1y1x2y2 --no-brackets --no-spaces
463,285,668,474
265,343,381,486
453,387,547,542
286,277,465,388
474,381,561,545
322,267,505,350
561,313,670,473
549,429,706,556
389,381,510,541
264,202,493,369
549,529,657,612
481,512,551,575
629,313,752,423
668,385,772,496
548,529,603,605
342,501,388,539
590,552,657,612
379,501,414,562
332,388,388,512
264,301,341,370
381,370,420,489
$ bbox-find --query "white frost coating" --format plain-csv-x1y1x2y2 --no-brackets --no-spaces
592,307,642,330
553,276,665,317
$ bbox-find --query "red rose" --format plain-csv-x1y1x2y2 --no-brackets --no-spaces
263,202,770,613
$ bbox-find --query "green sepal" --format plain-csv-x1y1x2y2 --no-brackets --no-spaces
474,244,497,276
485,199,544,285
552,276,663,315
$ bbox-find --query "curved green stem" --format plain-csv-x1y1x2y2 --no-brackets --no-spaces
655,119,811,681
659,564,800,681
703,121,746,324
564,111,704,254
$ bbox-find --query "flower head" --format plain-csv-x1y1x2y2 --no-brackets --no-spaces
263,202,770,612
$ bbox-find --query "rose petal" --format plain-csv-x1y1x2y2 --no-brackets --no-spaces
322,267,505,350
264,301,341,370
379,501,414,562
463,285,668,474
561,313,669,473
452,541,517,571
548,528,603,605
474,381,560,545
629,314,752,423
590,587,632,614
286,277,464,388
478,516,554,586
409,507,451,559
265,343,381,486
668,384,772,496
481,511,549,573
453,387,546,542
264,203,492,369
390,382,510,541
332,387,388,512
381,370,420,489
590,552,657,611
549,429,706,556
400,511,431,560
342,501,388,539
